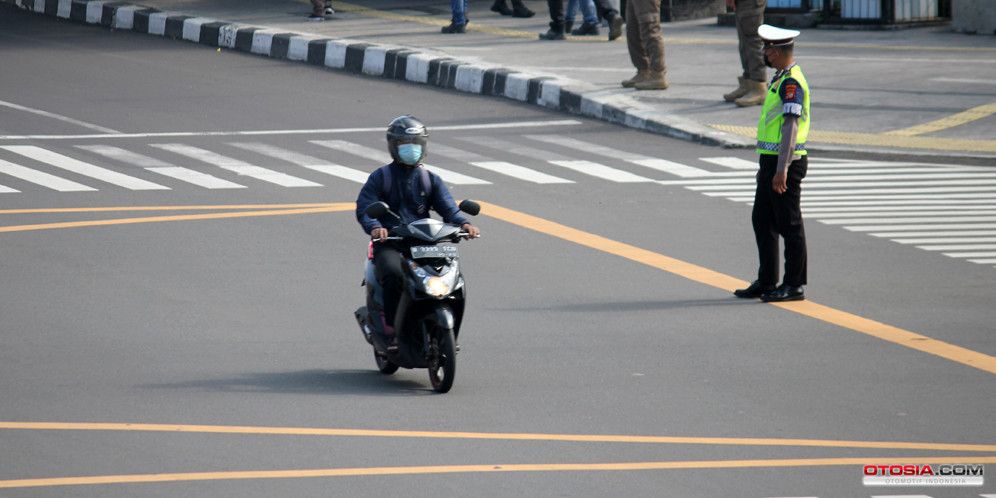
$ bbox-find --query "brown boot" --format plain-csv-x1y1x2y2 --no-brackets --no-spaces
723,77,748,102
735,79,767,107
634,72,668,90
621,70,649,88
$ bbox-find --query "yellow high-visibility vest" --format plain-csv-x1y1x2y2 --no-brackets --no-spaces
756,64,810,156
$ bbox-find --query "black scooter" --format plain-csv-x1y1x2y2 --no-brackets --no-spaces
354,200,479,393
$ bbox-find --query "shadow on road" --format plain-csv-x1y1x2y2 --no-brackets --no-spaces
141,369,437,396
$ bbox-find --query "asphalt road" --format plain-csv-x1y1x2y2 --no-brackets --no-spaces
0,8,993,498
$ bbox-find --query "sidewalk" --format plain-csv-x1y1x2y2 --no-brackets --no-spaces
12,0,996,159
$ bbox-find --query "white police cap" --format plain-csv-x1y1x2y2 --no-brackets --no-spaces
759,24,800,47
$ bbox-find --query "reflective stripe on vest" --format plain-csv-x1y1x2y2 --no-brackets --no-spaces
756,65,811,156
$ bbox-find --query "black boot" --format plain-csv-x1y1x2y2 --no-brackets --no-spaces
441,21,467,33
538,21,565,40
510,0,535,17
570,21,599,35
491,0,513,15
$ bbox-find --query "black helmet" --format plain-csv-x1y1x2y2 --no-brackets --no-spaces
386,115,428,165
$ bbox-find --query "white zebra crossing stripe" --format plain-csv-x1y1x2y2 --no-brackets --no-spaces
848,224,996,232
803,199,996,207
524,135,711,177
871,230,996,237
548,160,654,183
971,259,996,263
703,187,996,196
309,140,490,185
805,206,996,213
0,146,169,190
149,144,322,187
471,161,574,184
691,179,996,191
0,158,96,192
228,142,370,184
77,145,246,189
809,210,996,217
820,216,996,225
917,244,996,251
661,172,996,186
895,237,996,244
943,251,996,258
0,183,19,193
699,157,756,170
430,143,573,184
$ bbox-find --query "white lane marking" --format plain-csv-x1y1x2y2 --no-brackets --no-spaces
970,259,996,264
699,157,756,170
430,142,573,184
821,216,996,225
847,223,996,232
932,77,996,85
0,158,96,192
942,251,996,258
0,146,168,190
0,183,20,193
77,145,246,189
548,160,654,183
0,99,119,134
464,136,567,161
310,140,490,185
871,230,996,237
525,135,711,177
228,142,370,184
0,120,583,141
917,244,996,251
870,495,933,498
149,144,322,187
795,193,996,201
895,237,996,244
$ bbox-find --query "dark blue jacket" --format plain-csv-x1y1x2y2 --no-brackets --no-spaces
356,162,469,235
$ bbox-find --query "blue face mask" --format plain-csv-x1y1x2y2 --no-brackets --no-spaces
397,144,422,166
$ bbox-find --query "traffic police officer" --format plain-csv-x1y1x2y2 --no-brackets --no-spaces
734,24,810,303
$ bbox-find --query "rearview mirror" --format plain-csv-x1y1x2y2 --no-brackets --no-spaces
364,201,389,219
459,200,481,216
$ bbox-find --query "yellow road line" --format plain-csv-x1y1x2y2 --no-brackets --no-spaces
2,422,994,452
2,456,995,489
886,102,996,137
478,201,996,376
0,203,345,215
0,205,355,233
711,124,996,153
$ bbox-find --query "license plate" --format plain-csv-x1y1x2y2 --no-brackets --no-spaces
410,245,459,259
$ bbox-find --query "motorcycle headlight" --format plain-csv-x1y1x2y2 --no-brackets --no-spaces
424,276,450,297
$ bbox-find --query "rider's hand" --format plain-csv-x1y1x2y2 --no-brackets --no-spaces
462,223,480,238
370,227,388,240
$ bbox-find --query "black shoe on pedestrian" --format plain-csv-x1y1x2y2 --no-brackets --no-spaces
761,285,805,302
324,0,334,15
538,23,565,40
608,14,623,41
441,21,467,33
733,280,775,298
510,0,534,17
490,0,513,15
307,13,325,21
571,21,600,35
386,335,399,353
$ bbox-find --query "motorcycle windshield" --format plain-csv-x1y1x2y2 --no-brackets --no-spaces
398,218,460,243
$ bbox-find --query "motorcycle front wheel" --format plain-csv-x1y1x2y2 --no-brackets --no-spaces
374,347,399,374
427,328,456,393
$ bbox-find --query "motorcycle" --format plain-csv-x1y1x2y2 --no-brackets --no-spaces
354,199,480,393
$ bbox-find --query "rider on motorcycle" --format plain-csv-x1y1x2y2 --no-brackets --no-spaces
355,115,480,351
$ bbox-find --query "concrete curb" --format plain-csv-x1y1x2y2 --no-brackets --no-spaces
6,0,752,149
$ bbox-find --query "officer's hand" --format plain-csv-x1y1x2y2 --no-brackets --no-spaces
462,223,480,238
772,171,788,194
371,227,388,240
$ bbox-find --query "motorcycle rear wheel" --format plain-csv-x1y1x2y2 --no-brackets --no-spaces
374,347,399,374
428,329,456,393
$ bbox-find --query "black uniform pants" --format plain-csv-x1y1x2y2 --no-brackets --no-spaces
373,246,405,328
752,154,808,287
